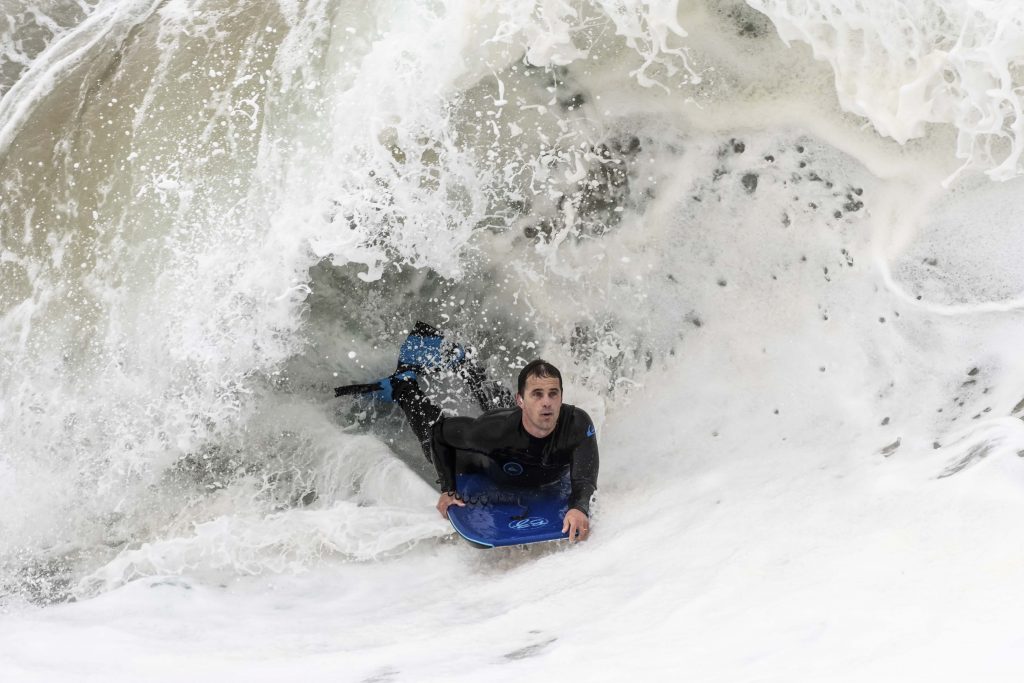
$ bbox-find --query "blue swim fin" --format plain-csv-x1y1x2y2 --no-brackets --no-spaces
333,369,418,403
397,321,466,373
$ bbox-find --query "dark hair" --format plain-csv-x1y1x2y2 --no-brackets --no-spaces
517,359,563,396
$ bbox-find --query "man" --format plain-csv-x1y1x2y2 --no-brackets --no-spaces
335,322,599,541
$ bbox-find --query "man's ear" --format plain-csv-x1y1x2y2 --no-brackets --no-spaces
515,393,523,408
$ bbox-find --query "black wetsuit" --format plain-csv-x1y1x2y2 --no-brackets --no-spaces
432,405,599,515
392,378,599,516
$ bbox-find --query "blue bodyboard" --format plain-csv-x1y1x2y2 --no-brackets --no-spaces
447,473,571,548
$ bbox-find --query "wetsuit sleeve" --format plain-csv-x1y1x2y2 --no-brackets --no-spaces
430,420,458,493
430,416,478,494
568,415,599,516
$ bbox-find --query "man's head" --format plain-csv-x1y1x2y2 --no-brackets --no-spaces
515,360,563,438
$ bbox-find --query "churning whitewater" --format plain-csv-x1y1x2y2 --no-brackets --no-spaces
2,1,1024,680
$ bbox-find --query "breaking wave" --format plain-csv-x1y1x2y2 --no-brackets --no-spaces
3,0,1024,608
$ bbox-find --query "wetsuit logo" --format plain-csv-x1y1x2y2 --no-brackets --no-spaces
509,517,549,530
586,424,596,437
503,461,524,476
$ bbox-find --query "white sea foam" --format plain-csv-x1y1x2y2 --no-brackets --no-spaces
749,0,1024,181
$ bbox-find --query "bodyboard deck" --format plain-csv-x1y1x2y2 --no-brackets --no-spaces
447,473,570,548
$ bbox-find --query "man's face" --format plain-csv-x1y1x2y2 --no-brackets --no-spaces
516,374,563,438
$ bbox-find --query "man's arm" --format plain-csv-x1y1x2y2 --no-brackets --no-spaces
567,430,599,515
430,411,516,493
431,424,464,518
430,416,481,518
562,430,598,541
430,418,459,494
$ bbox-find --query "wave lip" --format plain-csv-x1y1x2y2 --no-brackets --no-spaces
750,0,1024,180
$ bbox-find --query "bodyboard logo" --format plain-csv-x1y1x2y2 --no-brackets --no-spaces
509,517,549,530
503,461,524,476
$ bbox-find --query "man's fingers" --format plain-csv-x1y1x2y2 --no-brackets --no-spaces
562,511,590,542
437,494,466,519
566,516,580,543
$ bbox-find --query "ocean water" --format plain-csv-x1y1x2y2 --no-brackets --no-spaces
2,1,1024,680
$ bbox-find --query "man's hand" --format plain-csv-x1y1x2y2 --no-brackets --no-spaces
436,492,465,519
562,508,590,542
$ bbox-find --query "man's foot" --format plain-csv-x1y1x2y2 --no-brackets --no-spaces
397,321,466,373
333,369,418,403
332,322,474,403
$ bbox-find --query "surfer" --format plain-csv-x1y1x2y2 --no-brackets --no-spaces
335,322,599,542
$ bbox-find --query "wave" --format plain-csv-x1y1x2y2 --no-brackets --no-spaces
2,0,1024,608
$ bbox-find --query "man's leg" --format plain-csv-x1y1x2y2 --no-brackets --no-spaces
333,322,460,462
390,372,441,463
332,321,513,458
398,320,514,411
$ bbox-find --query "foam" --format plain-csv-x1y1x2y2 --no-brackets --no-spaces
749,0,1024,180
880,173,1024,310
75,501,445,597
